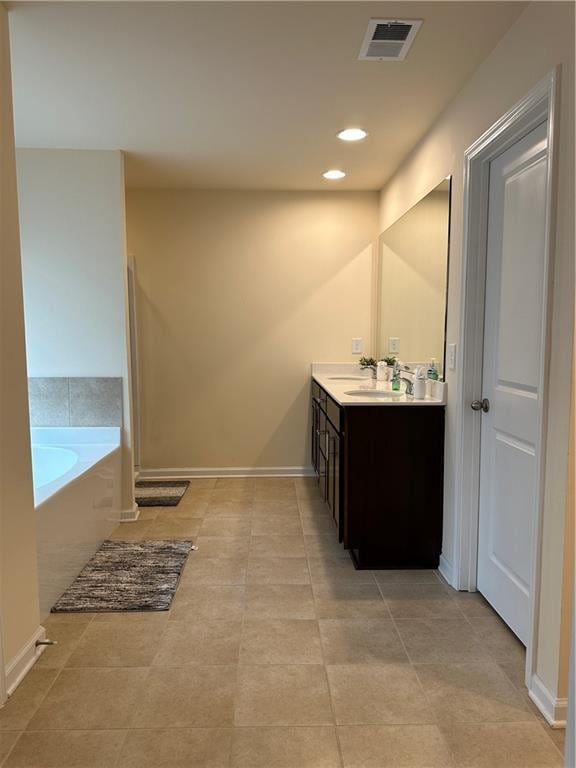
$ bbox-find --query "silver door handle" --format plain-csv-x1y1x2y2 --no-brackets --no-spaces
471,399,490,413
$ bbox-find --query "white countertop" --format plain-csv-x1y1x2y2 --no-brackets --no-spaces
312,363,446,406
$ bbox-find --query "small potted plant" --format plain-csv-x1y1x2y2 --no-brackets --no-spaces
359,356,379,378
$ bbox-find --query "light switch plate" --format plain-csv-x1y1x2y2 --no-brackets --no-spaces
447,343,457,371
351,337,363,355
389,337,399,354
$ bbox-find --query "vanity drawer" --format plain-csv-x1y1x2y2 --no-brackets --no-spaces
318,409,328,457
315,383,328,408
318,452,327,501
326,397,341,433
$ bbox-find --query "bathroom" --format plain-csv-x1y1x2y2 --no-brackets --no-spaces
0,2,574,767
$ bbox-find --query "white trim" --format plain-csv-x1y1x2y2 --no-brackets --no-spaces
138,466,315,480
455,70,558,716
524,71,560,697
455,70,557,593
126,258,141,470
0,605,6,707
529,673,568,728
4,626,46,698
120,503,140,522
566,609,575,766
438,553,454,586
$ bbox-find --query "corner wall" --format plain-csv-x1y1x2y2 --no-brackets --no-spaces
0,3,41,688
16,149,135,515
378,1,574,715
126,190,379,471
17,150,129,378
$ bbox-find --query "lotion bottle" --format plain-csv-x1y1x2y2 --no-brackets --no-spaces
413,366,427,399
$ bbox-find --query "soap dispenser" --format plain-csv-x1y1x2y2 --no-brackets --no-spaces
413,366,427,399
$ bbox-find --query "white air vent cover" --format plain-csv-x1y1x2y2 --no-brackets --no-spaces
359,19,422,61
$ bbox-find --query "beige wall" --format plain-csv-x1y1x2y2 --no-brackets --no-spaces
378,1,574,705
17,149,130,378
126,190,378,470
377,188,449,368
0,4,40,670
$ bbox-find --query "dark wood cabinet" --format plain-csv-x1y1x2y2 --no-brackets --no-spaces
311,378,445,569
311,381,342,535
326,419,340,531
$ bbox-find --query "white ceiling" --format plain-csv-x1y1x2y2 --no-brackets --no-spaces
9,2,525,189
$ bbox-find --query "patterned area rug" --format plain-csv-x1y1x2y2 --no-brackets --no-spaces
135,480,190,507
51,539,193,612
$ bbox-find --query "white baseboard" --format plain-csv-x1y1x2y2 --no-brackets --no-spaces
138,466,315,480
5,626,47,697
529,673,568,728
438,553,455,587
121,503,140,522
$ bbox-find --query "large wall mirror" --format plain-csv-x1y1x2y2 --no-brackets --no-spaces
376,178,451,377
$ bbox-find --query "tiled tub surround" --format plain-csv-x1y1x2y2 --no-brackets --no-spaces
28,377,123,427
0,478,564,767
32,428,122,617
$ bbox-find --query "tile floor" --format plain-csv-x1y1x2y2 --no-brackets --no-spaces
0,477,566,767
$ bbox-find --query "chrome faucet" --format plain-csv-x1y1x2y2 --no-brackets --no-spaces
400,377,414,396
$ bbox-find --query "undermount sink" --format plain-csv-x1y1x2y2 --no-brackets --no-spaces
328,375,367,381
344,389,402,398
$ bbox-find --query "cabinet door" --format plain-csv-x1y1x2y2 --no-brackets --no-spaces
317,408,329,500
318,451,328,501
333,428,341,538
311,397,320,475
326,421,340,529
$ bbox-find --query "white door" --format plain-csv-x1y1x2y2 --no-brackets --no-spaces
477,120,549,644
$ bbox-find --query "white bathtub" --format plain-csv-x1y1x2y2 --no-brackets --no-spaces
31,427,122,616
31,427,120,505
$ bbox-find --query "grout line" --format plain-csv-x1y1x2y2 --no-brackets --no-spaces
379,586,462,768
8,722,453,732
0,732,22,767
303,515,345,768
111,727,130,768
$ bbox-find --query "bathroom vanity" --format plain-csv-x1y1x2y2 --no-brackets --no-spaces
311,364,445,569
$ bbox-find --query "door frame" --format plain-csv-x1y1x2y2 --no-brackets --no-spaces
127,257,141,472
454,70,559,686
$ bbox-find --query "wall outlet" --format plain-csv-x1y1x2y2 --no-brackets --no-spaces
447,343,457,371
389,337,400,354
351,337,363,355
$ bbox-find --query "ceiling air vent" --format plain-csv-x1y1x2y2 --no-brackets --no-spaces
359,19,422,61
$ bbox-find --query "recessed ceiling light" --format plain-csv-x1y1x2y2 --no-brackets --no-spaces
337,128,368,142
323,169,346,180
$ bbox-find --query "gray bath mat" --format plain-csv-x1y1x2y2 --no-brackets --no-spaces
51,539,193,613
135,480,190,507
